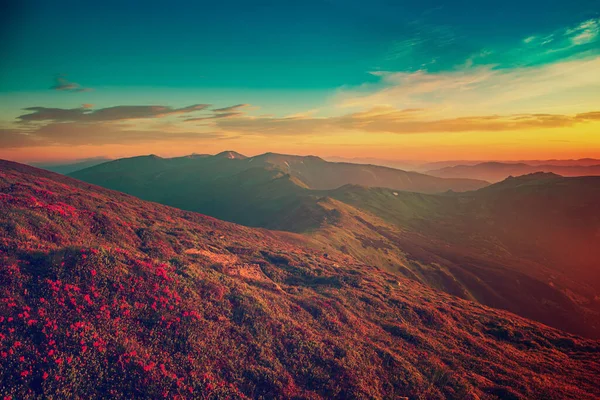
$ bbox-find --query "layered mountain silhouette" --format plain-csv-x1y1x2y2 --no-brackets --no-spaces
69,153,600,338
427,161,600,182
71,151,487,193
32,157,112,175
1,160,599,399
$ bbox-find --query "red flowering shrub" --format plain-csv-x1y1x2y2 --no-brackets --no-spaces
0,160,599,399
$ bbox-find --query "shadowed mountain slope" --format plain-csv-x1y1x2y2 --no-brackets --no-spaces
321,173,600,338
1,160,600,399
70,153,600,338
31,157,112,175
71,152,488,195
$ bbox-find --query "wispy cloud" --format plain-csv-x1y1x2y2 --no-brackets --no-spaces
336,56,600,117
576,111,600,120
50,75,93,93
209,105,600,136
0,122,223,148
185,112,244,122
212,104,250,113
566,18,599,45
17,104,212,123
0,129,42,148
183,104,254,122
383,19,456,70
520,17,600,55
1,103,245,148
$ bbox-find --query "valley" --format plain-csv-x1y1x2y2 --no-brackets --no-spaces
68,153,600,338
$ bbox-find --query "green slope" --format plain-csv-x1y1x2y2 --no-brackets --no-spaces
70,155,600,338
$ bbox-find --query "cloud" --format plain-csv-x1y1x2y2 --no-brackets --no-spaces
184,112,244,122
336,56,600,117
383,19,456,69
88,104,211,121
4,102,600,150
522,34,555,47
2,102,256,148
0,129,43,147
211,105,600,136
17,104,212,123
212,104,250,113
18,107,88,123
519,18,600,55
456,17,600,76
50,75,93,92
182,104,253,122
566,18,599,45
0,122,224,148
576,111,600,120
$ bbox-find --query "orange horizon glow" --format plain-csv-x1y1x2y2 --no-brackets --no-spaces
3,122,600,165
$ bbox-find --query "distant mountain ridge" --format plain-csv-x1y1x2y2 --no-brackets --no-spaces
215,150,247,159
31,157,112,174
427,161,600,182
70,151,488,193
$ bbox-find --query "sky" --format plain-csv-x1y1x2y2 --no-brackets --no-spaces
0,0,599,163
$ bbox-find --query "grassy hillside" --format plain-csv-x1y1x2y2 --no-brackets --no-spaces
321,175,600,338
1,160,600,399
69,154,600,338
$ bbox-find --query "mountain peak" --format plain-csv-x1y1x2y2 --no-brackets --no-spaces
214,150,247,159
304,154,325,162
258,152,325,162
482,171,564,191
506,171,563,181
185,153,211,158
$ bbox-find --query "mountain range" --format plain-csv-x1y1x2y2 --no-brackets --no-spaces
67,152,600,339
427,161,600,182
31,157,112,175
71,151,488,193
323,157,600,174
1,159,599,399
42,154,600,185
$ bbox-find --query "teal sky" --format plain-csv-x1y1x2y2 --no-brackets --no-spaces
1,0,599,162
2,1,598,92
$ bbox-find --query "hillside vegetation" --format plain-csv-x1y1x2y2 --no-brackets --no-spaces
322,174,600,338
70,154,600,338
1,160,599,399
